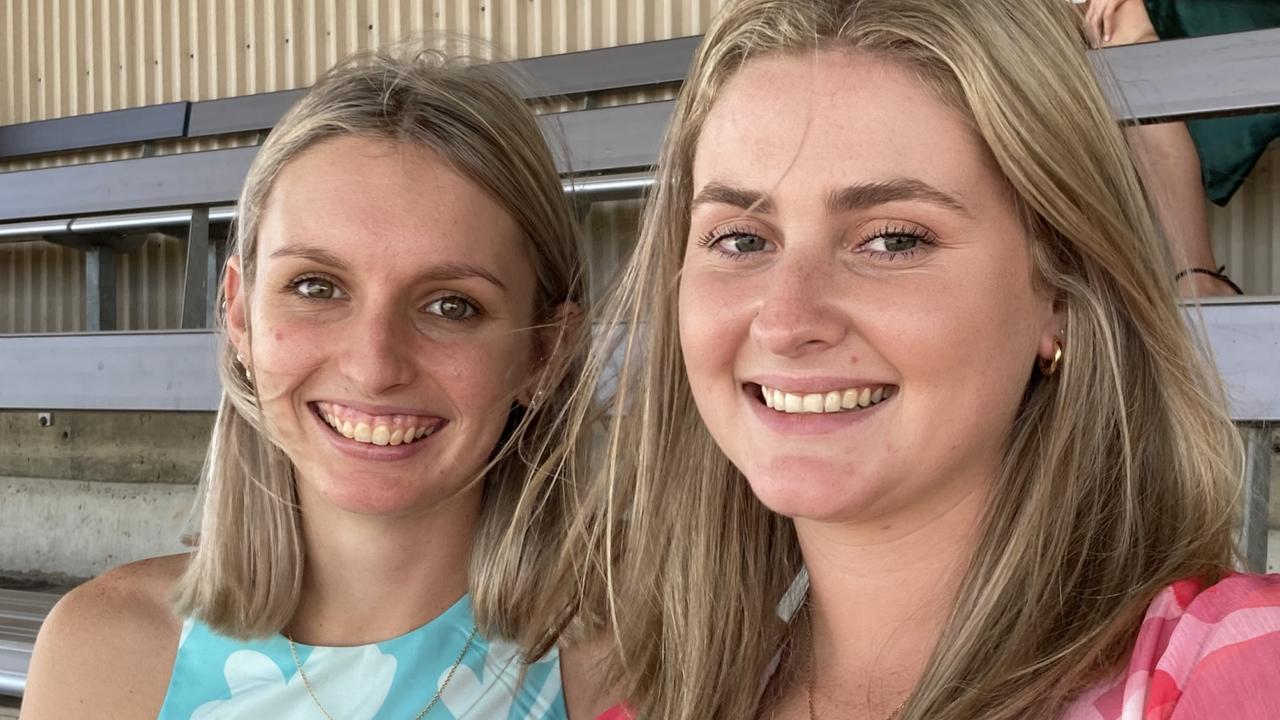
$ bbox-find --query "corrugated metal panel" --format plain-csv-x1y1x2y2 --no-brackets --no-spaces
0,0,728,127
0,234,189,333
117,234,188,330
0,240,83,333
582,198,643,302
0,0,725,169
1210,142,1280,296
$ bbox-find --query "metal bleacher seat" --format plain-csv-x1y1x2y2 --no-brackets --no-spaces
0,589,59,697
1,29,1278,700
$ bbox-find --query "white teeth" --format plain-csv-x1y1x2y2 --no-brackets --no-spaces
758,384,893,415
842,389,858,409
824,391,841,413
319,404,440,446
353,422,372,443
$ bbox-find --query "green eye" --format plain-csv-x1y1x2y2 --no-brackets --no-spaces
293,277,337,299
427,295,478,320
727,234,768,253
881,235,920,253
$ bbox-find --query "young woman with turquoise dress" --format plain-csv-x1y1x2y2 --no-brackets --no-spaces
22,43,611,720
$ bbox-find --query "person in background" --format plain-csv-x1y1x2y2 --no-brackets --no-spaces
21,42,614,720
1083,0,1280,297
561,0,1280,718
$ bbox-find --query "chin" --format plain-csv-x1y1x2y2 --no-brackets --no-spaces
314,475,428,516
740,454,886,523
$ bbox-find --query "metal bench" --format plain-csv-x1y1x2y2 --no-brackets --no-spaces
0,589,60,698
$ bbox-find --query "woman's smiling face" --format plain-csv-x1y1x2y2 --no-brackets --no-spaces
226,134,540,517
679,51,1061,527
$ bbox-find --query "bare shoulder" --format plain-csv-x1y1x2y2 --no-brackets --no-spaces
560,635,624,720
20,554,190,720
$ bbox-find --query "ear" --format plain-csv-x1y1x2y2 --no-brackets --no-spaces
224,254,250,362
517,300,582,406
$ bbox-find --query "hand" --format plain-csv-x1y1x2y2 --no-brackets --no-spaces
1081,0,1159,47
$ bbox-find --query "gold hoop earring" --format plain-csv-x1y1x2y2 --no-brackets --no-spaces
1038,340,1063,377
236,353,254,384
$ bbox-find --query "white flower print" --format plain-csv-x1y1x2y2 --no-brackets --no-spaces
190,645,397,720
438,640,562,719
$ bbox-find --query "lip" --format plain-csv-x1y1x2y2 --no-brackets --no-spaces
308,403,446,462
743,381,895,436
746,375,895,394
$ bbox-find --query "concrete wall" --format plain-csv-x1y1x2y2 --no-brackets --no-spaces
0,410,210,583
0,476,195,582
0,411,212,484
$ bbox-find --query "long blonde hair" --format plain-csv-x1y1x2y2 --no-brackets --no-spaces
546,0,1242,717
173,41,586,645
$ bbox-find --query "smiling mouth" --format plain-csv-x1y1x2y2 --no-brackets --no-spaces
310,401,445,447
746,383,897,414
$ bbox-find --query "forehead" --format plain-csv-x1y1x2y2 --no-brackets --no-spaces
693,50,1006,206
258,134,530,280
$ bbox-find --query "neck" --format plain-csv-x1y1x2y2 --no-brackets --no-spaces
285,482,483,646
795,484,986,708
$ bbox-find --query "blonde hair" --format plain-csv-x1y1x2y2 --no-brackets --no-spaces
173,41,586,644
549,0,1243,717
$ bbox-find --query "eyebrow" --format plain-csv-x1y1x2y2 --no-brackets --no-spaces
268,243,507,291
690,177,970,217
690,182,775,214
826,178,970,216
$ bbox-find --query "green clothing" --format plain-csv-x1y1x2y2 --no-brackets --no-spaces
1144,0,1280,205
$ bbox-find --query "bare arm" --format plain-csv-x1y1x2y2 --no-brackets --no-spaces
20,557,185,720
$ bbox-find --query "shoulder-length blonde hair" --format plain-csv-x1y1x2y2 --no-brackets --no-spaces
173,41,586,645
549,0,1243,717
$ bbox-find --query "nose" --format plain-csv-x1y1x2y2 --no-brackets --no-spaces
750,256,849,358
336,304,417,396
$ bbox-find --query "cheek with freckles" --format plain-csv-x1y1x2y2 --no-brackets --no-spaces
245,310,330,445
679,275,749,443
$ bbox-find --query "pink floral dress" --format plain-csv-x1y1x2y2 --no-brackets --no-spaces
596,573,1280,720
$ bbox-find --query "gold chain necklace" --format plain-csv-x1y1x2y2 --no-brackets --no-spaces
805,612,907,720
287,625,479,720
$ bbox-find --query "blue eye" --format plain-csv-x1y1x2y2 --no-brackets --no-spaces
425,295,479,320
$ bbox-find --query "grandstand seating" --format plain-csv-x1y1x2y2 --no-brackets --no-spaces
0,29,1276,699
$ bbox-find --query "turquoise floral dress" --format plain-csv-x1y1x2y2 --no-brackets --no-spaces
156,594,567,719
